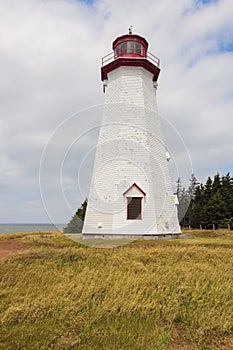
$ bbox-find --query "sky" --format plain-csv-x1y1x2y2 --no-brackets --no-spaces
0,0,233,223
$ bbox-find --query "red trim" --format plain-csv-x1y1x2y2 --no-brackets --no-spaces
101,57,160,82
123,183,146,197
127,197,142,220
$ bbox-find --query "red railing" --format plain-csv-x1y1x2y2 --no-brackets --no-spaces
102,50,160,67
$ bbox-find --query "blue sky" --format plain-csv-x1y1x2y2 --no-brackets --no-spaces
0,0,233,223
80,0,94,3
201,0,217,4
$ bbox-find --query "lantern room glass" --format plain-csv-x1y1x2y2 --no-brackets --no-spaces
115,41,143,57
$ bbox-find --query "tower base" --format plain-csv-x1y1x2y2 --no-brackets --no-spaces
82,233,181,240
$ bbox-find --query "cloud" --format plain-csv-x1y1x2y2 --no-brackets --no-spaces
0,0,232,223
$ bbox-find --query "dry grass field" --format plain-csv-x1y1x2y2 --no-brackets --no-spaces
0,230,233,350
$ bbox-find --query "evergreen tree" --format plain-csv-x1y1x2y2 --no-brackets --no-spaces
63,199,87,233
219,173,233,228
201,177,213,228
209,173,226,228
176,178,189,225
186,174,198,226
212,173,221,194
177,174,198,227
192,183,205,228
209,191,226,229
204,176,213,199
191,172,233,229
179,188,190,225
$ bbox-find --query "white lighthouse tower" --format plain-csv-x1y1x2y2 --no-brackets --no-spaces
82,29,181,239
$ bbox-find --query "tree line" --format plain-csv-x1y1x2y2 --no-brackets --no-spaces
177,172,233,229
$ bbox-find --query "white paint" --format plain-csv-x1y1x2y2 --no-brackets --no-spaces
83,64,181,237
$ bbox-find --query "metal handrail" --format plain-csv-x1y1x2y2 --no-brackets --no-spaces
101,51,114,66
147,51,160,67
102,50,160,67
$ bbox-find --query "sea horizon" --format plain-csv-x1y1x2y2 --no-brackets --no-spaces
0,223,65,234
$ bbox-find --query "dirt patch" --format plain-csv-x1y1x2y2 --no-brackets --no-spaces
211,335,233,350
166,327,195,350
0,239,27,259
54,334,78,349
167,327,233,350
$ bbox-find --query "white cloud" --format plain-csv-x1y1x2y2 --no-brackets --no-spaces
0,0,232,223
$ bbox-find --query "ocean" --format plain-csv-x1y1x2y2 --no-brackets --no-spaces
0,224,65,234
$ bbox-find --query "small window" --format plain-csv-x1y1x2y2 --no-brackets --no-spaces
127,197,142,220
128,41,135,53
127,41,142,55
120,42,127,54
135,42,142,55
115,46,119,57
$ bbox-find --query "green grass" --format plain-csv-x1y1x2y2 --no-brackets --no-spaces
0,230,233,349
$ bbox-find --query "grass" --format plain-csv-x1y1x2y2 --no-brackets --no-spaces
0,230,233,349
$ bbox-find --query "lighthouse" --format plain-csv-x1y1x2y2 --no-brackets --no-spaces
82,29,181,239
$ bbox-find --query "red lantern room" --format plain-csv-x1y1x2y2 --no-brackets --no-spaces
113,32,148,58
101,27,160,85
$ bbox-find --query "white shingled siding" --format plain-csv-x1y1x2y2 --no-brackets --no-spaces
82,65,181,236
